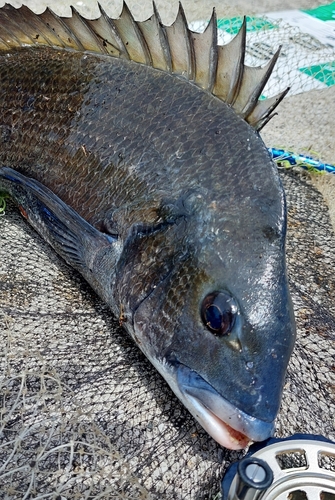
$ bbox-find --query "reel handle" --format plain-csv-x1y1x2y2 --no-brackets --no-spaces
228,457,273,499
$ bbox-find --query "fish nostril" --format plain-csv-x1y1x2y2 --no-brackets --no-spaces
201,291,237,336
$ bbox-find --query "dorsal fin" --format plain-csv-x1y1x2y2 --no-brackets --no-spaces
191,9,218,92
0,2,286,130
138,3,171,71
164,3,194,79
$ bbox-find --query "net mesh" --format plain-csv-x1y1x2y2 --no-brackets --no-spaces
0,1,335,499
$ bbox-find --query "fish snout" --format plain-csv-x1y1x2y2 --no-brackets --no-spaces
175,363,275,450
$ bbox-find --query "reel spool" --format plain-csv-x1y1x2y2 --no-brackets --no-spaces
222,434,335,499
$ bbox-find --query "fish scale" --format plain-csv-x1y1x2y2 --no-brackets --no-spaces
0,3,295,450
0,47,262,226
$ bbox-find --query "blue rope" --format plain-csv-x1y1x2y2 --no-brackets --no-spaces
269,148,335,174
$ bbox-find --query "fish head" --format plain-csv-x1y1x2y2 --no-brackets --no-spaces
132,144,296,450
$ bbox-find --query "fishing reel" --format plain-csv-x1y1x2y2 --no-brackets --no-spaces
222,434,335,499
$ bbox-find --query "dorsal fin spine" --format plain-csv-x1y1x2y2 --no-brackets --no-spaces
0,2,286,129
180,2,196,81
236,46,282,119
5,5,51,47
190,8,218,92
113,2,151,65
151,1,172,72
67,6,107,53
248,87,289,130
138,9,170,71
41,7,85,50
165,3,195,79
0,23,19,49
212,17,247,105
228,17,247,106
96,3,129,58
206,9,218,92
0,6,35,47
39,7,67,48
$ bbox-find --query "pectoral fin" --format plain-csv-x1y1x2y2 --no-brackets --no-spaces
0,167,121,302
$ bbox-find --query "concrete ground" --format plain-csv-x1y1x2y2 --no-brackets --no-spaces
0,0,332,20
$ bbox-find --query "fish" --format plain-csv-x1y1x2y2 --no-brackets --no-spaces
0,2,296,450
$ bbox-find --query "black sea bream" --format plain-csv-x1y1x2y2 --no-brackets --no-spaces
0,3,296,449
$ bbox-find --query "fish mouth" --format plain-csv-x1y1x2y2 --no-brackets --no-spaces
176,364,274,450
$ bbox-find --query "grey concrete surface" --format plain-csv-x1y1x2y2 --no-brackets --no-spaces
0,0,331,20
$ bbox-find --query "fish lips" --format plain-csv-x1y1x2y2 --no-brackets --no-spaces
176,363,275,450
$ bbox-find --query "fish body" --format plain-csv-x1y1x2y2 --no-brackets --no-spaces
0,4,296,449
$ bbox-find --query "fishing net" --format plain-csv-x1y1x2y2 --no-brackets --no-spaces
0,1,335,499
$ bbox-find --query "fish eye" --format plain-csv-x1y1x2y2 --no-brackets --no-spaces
201,291,237,336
